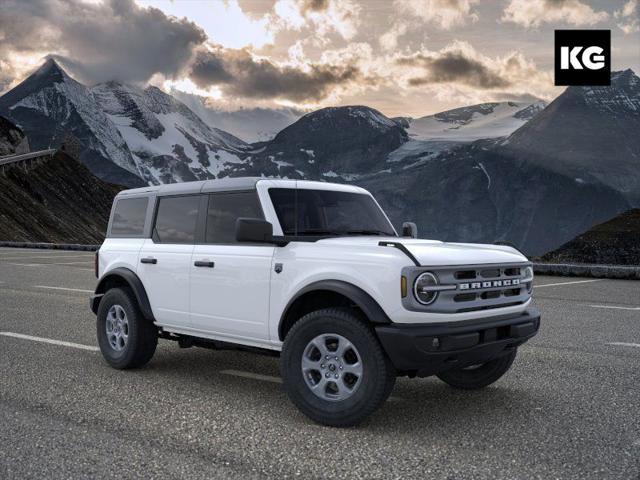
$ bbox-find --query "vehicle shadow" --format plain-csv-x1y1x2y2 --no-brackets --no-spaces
138,344,548,433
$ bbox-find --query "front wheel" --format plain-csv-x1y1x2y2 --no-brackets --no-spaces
436,349,517,390
281,308,396,427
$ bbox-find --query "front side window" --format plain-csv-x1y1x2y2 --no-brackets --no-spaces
110,197,148,237
268,188,396,237
153,195,200,244
206,191,263,244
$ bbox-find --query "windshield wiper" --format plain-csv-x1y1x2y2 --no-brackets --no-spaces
283,228,343,236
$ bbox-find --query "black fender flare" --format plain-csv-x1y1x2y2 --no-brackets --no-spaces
279,280,391,340
93,267,155,321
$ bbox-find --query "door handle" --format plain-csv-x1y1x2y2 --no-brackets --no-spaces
140,257,157,264
194,260,215,268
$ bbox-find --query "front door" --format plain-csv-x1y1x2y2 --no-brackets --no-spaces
137,194,201,328
190,191,274,343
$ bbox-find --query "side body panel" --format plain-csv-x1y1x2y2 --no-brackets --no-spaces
190,244,275,343
136,238,194,328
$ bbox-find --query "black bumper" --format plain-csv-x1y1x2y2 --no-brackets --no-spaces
375,308,540,377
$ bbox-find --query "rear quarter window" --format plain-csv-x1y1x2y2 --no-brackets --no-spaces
110,197,148,237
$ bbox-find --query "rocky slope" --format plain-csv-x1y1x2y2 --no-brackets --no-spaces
501,69,640,204
0,149,120,243
540,209,640,265
0,116,29,156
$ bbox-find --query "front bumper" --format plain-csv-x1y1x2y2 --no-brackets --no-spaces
375,308,540,377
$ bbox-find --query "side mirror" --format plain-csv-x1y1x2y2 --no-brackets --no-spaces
236,218,274,243
402,221,418,239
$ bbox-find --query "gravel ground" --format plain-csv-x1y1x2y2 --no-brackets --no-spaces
0,248,638,479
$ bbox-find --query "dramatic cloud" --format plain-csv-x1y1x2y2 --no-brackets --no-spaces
273,0,361,40
395,0,479,30
0,0,205,86
379,22,409,51
501,0,609,28
189,46,362,102
394,41,556,103
615,0,639,34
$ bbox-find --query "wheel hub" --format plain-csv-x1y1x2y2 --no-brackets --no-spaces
301,334,363,401
105,304,129,352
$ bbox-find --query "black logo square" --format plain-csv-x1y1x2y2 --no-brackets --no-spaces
555,30,610,86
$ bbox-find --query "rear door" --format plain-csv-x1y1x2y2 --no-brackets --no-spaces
190,191,274,343
137,194,201,328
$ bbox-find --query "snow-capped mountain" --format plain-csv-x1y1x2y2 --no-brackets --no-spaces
358,70,640,255
0,59,142,186
172,90,302,143
226,106,408,181
91,82,248,184
0,59,252,186
405,101,546,142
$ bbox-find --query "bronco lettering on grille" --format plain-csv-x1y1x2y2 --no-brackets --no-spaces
459,279,520,290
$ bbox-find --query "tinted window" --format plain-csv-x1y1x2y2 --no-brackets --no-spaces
153,195,200,244
269,188,395,236
206,192,263,244
110,197,148,237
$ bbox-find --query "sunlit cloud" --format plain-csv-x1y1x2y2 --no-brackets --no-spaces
501,0,609,28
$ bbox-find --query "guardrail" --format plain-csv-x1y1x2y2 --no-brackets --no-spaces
0,148,57,172
0,241,99,251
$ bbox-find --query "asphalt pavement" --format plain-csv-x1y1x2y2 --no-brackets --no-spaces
0,247,639,479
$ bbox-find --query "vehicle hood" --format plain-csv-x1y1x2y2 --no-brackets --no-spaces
316,237,528,266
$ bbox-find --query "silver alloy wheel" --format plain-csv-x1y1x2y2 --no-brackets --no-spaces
105,304,129,352
301,333,363,401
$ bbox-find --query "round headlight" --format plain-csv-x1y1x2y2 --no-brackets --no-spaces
523,266,533,281
414,272,439,305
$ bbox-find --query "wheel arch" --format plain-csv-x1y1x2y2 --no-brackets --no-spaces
278,280,391,341
93,268,155,321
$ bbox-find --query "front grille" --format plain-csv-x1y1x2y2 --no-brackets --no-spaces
403,263,533,314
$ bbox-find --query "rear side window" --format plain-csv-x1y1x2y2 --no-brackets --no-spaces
153,195,200,244
110,197,148,237
206,191,263,244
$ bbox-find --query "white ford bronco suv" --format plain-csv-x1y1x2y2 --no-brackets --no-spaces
91,178,539,426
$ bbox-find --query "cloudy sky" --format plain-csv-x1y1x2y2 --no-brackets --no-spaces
1,0,638,117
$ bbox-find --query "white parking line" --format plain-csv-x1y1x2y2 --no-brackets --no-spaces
0,254,93,261
0,332,99,351
8,262,93,269
534,279,602,288
606,342,640,348
221,369,283,384
589,305,640,311
34,285,94,293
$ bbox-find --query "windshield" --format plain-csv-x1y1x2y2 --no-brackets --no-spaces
268,188,396,237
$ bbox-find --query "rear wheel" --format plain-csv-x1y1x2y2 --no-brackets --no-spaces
97,287,157,369
281,308,395,427
436,349,517,390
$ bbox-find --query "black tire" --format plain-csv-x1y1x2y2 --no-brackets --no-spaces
280,308,396,427
436,349,517,390
96,287,157,369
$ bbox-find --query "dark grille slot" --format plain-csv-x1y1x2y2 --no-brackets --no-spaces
455,270,476,280
497,326,510,340
480,269,500,278
454,293,476,302
481,290,500,300
503,288,521,297
504,267,521,276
